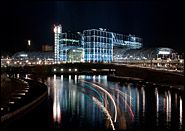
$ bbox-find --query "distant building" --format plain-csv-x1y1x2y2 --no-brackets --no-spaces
42,45,53,52
113,47,178,62
9,51,54,65
12,51,53,60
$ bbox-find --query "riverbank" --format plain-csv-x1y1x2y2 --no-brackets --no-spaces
112,65,184,91
1,74,48,128
1,74,26,107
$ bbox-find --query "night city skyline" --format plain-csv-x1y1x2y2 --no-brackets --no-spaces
1,1,184,130
2,0,184,55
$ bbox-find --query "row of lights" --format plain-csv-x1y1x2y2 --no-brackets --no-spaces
53,68,78,72
5,60,54,65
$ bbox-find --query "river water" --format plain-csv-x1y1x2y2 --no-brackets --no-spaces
6,74,184,130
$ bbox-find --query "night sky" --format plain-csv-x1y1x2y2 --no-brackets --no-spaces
2,1,184,55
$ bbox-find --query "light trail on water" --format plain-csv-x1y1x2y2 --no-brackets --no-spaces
92,96,115,130
80,80,118,123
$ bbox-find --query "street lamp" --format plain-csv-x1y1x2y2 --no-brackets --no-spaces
28,40,31,52
28,40,31,46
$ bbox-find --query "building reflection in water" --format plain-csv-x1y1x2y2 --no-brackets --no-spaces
141,87,145,117
136,88,139,121
25,74,28,79
74,75,77,84
155,88,159,126
51,75,106,129
179,96,182,130
47,77,51,96
46,75,183,130
17,73,19,78
165,90,172,128
53,75,61,127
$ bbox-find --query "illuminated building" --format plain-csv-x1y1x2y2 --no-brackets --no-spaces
54,25,62,63
54,25,143,63
83,28,113,63
83,29,142,63
60,31,82,62
112,34,142,49
42,45,53,52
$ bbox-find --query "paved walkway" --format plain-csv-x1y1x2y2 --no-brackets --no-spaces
1,74,47,124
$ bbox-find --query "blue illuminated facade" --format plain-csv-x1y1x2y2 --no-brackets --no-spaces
54,25,62,63
54,26,143,63
112,33,142,49
83,29,113,63
59,32,82,62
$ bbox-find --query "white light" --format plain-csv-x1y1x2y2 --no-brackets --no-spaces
54,27,57,33
58,26,61,33
61,68,63,71
54,68,56,72
69,69,71,72
28,40,31,46
158,51,170,55
17,93,26,95
20,54,28,57
180,97,182,129
9,101,15,104
13,97,22,99
21,89,29,92
54,25,61,33
74,68,77,72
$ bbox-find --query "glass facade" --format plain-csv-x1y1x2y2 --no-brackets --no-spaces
67,48,84,62
60,32,82,62
123,34,143,49
54,28,82,62
83,29,113,63
112,33,142,49
54,26,143,63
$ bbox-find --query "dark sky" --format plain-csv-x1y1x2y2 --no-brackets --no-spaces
2,1,184,55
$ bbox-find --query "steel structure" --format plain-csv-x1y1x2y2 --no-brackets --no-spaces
112,33,142,49
54,25,143,63
60,32,82,62
83,29,113,63
54,25,62,63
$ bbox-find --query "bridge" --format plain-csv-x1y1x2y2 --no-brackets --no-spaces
113,59,184,71
1,63,116,75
